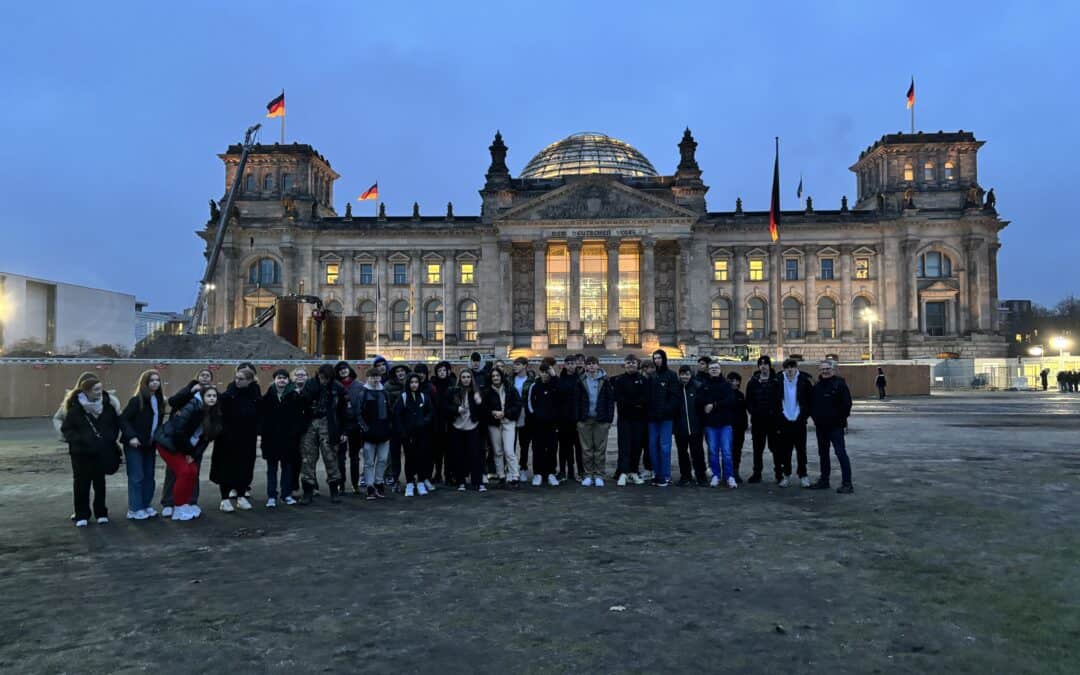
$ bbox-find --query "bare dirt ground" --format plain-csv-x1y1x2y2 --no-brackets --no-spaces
1,391,1077,674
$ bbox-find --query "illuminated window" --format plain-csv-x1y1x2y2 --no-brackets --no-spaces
459,262,474,284
459,300,478,342
749,259,764,281
945,161,955,181
924,162,935,181
746,298,767,340
426,263,441,284
545,245,568,345
359,263,373,285
619,243,640,345
325,263,340,285
785,259,799,281
390,300,410,341
818,297,836,339
711,299,730,340
820,259,834,280
357,300,375,342
855,257,870,280
853,296,872,339
248,258,279,285
903,163,914,182
424,300,443,341
580,244,607,345
263,174,274,190
713,259,729,281
393,263,407,285
783,297,803,339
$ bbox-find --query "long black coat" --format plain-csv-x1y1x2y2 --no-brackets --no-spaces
211,382,260,487
258,385,303,461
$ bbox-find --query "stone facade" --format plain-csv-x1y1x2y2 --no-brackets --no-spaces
200,129,1008,360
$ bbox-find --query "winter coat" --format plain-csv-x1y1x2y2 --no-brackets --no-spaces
482,384,523,427
612,370,649,419
527,378,560,424
810,376,853,430
349,382,393,443
258,385,303,461
301,378,348,441
745,372,778,419
167,380,202,411
674,380,703,438
647,351,680,421
430,372,457,429
557,369,581,423
210,382,260,487
875,374,887,388
393,390,434,437
510,372,536,424
573,371,615,424
696,375,736,429
62,398,122,460
154,396,214,458
444,385,484,429
773,371,814,424
731,389,749,433
53,391,121,437
119,393,166,449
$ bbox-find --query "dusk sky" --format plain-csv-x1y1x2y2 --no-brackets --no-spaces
1,1,1075,311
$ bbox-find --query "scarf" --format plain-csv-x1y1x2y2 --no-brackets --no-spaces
78,392,104,418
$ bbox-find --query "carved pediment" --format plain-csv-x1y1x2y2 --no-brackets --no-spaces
920,280,960,299
498,177,698,221
851,246,877,256
318,252,343,263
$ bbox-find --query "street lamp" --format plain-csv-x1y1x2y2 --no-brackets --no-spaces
861,308,878,361
1028,346,1044,357
1051,335,1071,370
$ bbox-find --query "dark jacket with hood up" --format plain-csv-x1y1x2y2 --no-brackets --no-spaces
647,350,680,422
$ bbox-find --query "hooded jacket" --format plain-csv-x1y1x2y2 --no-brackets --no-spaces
527,377,560,424
482,382,523,427
674,378,702,438
301,377,348,441
696,374,736,429
61,396,122,458
745,370,778,419
647,350,680,421
612,368,649,420
573,369,615,424
557,367,581,423
154,396,216,458
393,389,434,436
349,380,393,443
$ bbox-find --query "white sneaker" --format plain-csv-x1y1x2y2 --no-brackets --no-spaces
616,474,627,486
532,474,543,487
417,482,429,496
235,496,253,510
187,505,202,519
581,476,594,487
727,477,738,489
519,470,529,482
75,519,88,528
405,483,416,497
423,479,436,492
244,488,253,498
220,499,235,513
144,507,158,518
641,470,654,481
161,506,174,518
284,496,297,505
127,509,148,520
547,474,559,487
478,484,488,493
595,477,605,487
173,506,193,521
266,498,277,508
778,476,790,488
228,489,238,498
799,476,811,488
710,475,721,487
96,517,109,525
630,472,645,485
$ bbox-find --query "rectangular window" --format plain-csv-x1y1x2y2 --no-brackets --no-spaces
459,262,474,284
580,244,607,345
325,263,340,285
820,259,834,280
925,301,947,336
359,263,373,285
785,259,799,281
748,259,764,281
393,263,407,285
855,257,870,280
426,263,441,285
712,259,729,281
619,243,640,345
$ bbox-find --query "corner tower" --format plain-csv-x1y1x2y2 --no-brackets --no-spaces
219,143,340,221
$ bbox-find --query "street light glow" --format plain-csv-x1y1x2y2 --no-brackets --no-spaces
1028,346,1044,357
1051,336,1071,352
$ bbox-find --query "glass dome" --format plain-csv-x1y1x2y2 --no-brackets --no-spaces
519,132,658,179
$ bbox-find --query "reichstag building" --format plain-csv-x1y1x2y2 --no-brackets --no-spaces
202,127,1007,359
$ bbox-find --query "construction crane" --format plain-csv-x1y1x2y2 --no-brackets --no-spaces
187,123,261,334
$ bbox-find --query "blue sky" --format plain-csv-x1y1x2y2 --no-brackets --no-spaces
1,0,1075,310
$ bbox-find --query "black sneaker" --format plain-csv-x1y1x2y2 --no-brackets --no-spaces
556,472,567,481
300,491,314,505
696,478,709,487
836,484,854,494
329,484,341,503
676,478,692,487
734,474,744,485
807,480,830,490
747,473,762,484
375,483,387,499
366,486,377,501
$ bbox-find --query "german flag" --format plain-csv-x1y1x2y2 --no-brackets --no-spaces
266,91,285,118
769,140,780,243
358,182,379,201
906,78,915,109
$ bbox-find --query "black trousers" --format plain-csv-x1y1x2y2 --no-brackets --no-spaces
558,422,581,478
431,424,450,480
616,416,647,475
517,422,533,472
71,453,107,521
774,418,809,480
386,436,402,482
402,433,431,483
731,426,746,477
674,431,706,482
749,415,777,476
339,430,362,488
453,427,484,489
531,425,558,477
877,384,886,399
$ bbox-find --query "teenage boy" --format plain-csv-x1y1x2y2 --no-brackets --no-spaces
557,355,582,480
726,371,749,484
674,365,706,486
511,357,536,482
745,355,778,483
646,350,680,486
258,369,302,507
574,356,614,486
613,355,649,486
350,366,393,500
772,358,814,488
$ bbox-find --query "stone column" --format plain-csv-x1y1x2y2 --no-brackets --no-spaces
689,238,710,346
444,252,457,343
732,246,746,340
919,298,927,333
904,239,921,332
770,244,782,345
676,240,693,346
343,252,355,316
804,246,818,336
875,249,886,332
957,264,968,335
840,245,854,336
498,239,513,339
375,251,388,344
280,236,296,295
988,242,1001,332
221,245,236,332
605,239,623,350
567,239,583,350
410,251,423,342
641,237,658,351
531,241,549,351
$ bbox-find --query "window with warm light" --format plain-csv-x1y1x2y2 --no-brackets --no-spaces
426,263,441,285
713,259,729,281
459,262,474,284
391,300,410,341
459,300,478,342
425,300,443,341
746,298,767,339
546,245,569,345
853,296,872,338
325,264,340,285
818,298,836,339
618,243,640,345
855,257,870,280
580,244,607,345
711,299,730,340
944,161,955,181
749,259,764,281
903,162,914,181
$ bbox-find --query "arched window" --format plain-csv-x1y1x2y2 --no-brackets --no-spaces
325,299,343,315
248,258,280,285
944,161,955,181
903,162,914,182
924,161,935,181
357,300,375,343
746,298,767,340
390,300,410,342
282,173,293,192
710,298,730,341
853,296,873,339
425,300,443,342
263,173,274,191
818,297,837,339
782,297,802,339
918,252,953,278
459,300,478,343
245,173,255,192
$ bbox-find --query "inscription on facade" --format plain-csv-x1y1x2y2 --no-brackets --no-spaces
547,228,645,239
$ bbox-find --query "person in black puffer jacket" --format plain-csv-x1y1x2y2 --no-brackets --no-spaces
613,354,649,483
350,366,393,500
646,349,680,486
161,368,214,513
556,355,583,480
62,374,122,526
429,361,457,484
674,365,706,486
119,369,167,519
154,386,223,521
211,367,261,511
697,361,737,488
808,360,855,493
744,355,778,483
726,371,749,484
394,373,435,496
527,363,561,486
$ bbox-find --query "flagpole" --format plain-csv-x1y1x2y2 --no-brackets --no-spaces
441,263,447,361
280,89,285,143
774,136,784,363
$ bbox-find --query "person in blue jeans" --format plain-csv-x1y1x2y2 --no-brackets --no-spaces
697,361,738,488
808,360,855,494
119,369,166,520
646,349,680,486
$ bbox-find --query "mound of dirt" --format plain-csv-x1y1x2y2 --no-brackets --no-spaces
134,327,308,360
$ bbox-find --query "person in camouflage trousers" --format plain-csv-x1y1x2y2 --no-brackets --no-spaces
298,364,348,504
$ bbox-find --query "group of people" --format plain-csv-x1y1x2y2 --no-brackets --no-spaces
56,350,855,527
1054,370,1080,392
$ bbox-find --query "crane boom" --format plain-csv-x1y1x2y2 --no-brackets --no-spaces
187,123,261,334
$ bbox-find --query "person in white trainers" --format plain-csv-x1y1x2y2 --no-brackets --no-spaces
213,367,261,511
395,373,435,497
613,355,649,486
119,369,167,521
445,369,485,492
772,358,814,488
258,369,304,508
698,362,738,489
61,374,122,527
527,363,560,487
162,368,215,516
155,386,223,520
510,357,536,483
574,357,614,487
482,368,523,489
